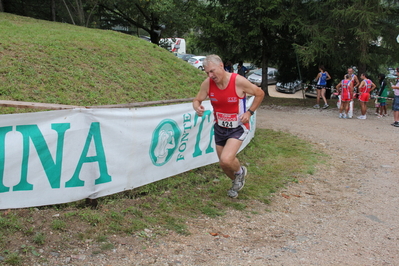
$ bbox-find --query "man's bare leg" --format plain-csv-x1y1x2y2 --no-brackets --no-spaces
216,138,247,198
216,138,242,180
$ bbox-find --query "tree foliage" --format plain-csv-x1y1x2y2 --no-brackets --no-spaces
1,0,99,26
61,0,99,26
1,0,199,45
2,0,399,86
2,0,56,21
295,0,399,80
193,0,399,88
192,0,287,93
98,0,199,44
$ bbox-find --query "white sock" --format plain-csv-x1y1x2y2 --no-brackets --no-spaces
235,167,243,176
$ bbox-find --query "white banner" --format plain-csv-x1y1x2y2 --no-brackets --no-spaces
0,98,256,209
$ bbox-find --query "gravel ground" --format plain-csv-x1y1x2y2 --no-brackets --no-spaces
32,104,399,266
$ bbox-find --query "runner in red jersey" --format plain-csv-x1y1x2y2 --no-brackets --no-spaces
347,67,360,118
336,74,353,118
209,73,250,130
357,73,376,119
193,55,264,198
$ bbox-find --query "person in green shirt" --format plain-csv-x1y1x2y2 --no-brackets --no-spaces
377,74,388,118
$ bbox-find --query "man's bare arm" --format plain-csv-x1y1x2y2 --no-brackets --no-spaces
236,75,265,122
193,79,209,117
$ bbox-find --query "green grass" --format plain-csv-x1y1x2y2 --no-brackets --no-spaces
0,13,205,109
3,252,22,265
0,13,328,264
32,232,45,245
0,129,325,262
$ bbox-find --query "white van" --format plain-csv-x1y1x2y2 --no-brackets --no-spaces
160,38,186,54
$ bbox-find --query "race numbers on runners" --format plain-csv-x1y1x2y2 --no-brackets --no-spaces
216,112,239,128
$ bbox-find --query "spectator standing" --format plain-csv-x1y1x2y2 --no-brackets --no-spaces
347,67,360,90
390,68,399,127
374,98,380,116
224,60,233,73
313,65,331,109
357,73,376,119
237,61,249,77
336,74,353,118
377,74,388,118
347,67,360,118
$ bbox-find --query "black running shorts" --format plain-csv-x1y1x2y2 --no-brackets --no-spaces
214,123,249,146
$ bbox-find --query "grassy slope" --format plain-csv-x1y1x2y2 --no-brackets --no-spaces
0,13,205,108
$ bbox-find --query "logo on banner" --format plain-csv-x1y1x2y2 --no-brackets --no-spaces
149,119,181,166
149,111,216,166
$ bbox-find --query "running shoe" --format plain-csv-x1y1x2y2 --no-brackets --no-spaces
357,115,366,120
395,122,399,127
231,166,247,192
339,113,343,119
391,121,398,126
313,104,320,109
322,104,329,109
227,189,238,198
342,114,347,119
228,166,247,198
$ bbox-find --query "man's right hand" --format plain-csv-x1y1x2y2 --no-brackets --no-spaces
196,105,205,117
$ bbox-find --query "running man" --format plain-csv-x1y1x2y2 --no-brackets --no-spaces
193,55,265,198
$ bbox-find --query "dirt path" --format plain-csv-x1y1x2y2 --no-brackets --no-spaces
131,105,399,266
41,104,399,266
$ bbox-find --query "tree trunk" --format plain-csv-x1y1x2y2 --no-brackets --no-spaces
358,41,367,75
85,3,98,27
62,0,75,25
261,54,270,97
51,0,56,21
358,63,367,77
261,29,270,97
150,26,160,45
0,0,4,12
76,0,85,26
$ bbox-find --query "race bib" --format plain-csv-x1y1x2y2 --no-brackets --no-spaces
216,112,239,128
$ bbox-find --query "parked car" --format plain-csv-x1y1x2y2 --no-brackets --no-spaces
276,80,303,94
188,56,206,70
139,35,151,42
176,53,195,62
304,84,335,99
247,67,278,86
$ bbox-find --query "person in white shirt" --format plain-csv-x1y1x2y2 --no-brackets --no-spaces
390,68,399,127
